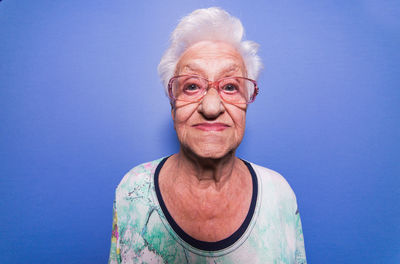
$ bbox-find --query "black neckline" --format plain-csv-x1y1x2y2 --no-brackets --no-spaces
154,157,258,252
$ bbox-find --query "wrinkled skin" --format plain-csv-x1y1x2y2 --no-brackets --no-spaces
172,41,248,160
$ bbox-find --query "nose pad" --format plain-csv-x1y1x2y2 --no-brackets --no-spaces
198,87,224,118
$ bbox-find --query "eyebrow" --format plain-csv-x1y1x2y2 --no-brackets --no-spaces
179,61,243,78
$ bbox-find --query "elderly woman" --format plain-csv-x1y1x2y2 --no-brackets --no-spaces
109,7,306,264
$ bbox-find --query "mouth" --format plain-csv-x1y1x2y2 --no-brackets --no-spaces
192,122,230,131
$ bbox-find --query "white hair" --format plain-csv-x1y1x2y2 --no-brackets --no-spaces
158,7,263,95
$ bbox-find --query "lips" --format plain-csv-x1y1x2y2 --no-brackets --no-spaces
192,122,230,131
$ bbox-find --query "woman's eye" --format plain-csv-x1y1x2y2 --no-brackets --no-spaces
183,83,201,94
184,83,200,92
222,84,238,92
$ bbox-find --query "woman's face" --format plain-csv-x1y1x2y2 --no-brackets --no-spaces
172,41,247,159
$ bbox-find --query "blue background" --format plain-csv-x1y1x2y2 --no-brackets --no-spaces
1,0,399,263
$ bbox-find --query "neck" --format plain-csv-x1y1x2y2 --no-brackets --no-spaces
158,148,253,242
174,146,238,190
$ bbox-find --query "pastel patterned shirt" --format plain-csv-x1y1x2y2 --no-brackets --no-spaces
109,157,306,263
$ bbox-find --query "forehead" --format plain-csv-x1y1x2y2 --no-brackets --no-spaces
176,41,246,76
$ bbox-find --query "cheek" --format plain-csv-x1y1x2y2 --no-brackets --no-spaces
236,114,246,139
237,112,246,128
173,105,198,135
226,106,247,135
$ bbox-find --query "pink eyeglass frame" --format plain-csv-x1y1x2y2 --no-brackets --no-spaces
167,75,259,104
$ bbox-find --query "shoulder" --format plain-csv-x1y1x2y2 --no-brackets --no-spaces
249,161,298,207
115,157,165,199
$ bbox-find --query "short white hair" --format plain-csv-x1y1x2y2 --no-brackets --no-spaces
158,7,263,95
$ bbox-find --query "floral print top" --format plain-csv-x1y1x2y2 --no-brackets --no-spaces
109,157,306,263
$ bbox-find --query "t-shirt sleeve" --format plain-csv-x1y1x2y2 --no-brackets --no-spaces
108,201,121,264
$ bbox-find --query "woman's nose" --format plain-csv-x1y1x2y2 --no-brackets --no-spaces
198,88,225,119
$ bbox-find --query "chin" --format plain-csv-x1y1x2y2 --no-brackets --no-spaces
189,143,236,160
178,131,242,160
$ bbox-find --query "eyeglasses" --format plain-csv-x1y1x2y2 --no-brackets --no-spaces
168,75,259,104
